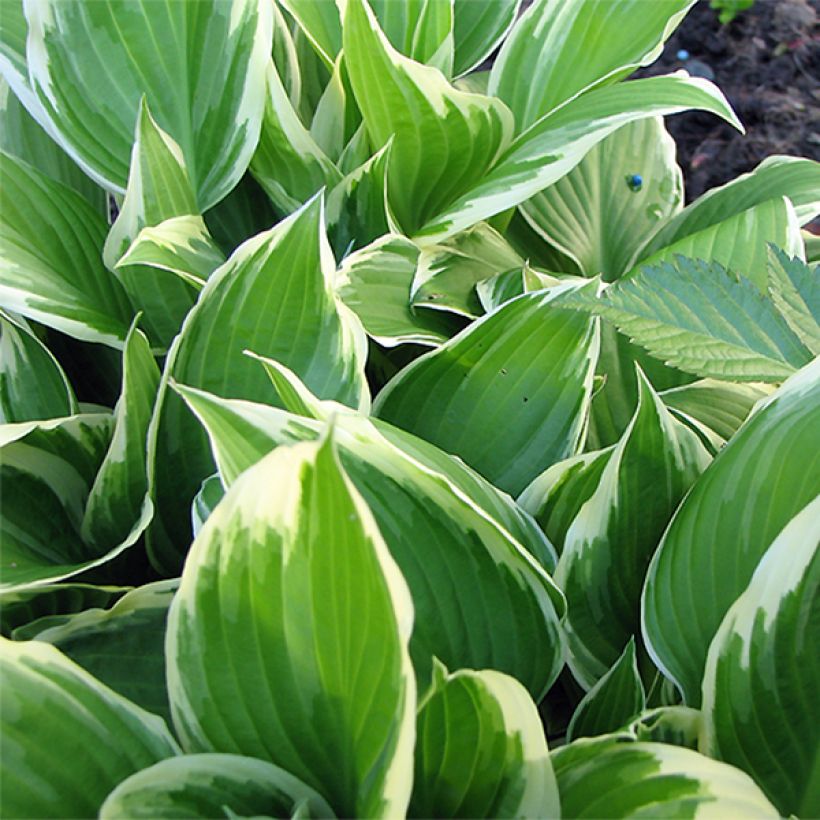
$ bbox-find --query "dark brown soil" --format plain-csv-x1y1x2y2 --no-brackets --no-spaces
638,0,819,209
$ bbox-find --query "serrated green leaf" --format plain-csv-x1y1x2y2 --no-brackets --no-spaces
642,357,820,705
100,754,335,820
0,151,133,347
375,283,600,496
489,0,696,131
175,383,565,697
417,73,741,243
639,156,820,260
0,638,179,819
334,234,456,347
167,433,416,818
343,0,514,235
148,194,369,574
552,739,777,818
551,370,710,685
767,246,820,355
81,322,159,552
29,579,176,724
25,0,272,209
701,495,820,817
411,664,559,818
0,311,76,422
116,215,226,291
567,639,646,741
575,254,812,382
520,117,684,281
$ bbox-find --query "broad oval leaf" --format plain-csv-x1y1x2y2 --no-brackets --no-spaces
550,370,710,686
0,151,133,347
642,357,820,705
375,284,600,496
410,662,559,818
343,0,514,235
148,194,368,574
174,383,565,697
25,0,273,208
566,639,646,742
100,754,335,820
552,739,778,818
700,496,820,818
0,310,76,422
167,433,416,818
0,638,178,819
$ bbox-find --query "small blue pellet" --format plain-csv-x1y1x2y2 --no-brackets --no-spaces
627,174,643,192
677,49,690,61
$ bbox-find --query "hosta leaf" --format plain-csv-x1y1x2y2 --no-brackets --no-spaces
410,662,559,818
0,1,30,101
167,433,416,818
412,222,523,318
148,194,368,574
29,579,176,724
310,55,363,163
639,156,820,260
0,310,76,422
334,234,456,347
250,62,342,214
551,370,710,685
476,266,532,313
81,323,159,552
417,73,741,243
552,739,777,818
279,0,343,67
701,495,820,817
660,379,771,444
191,474,224,539
100,754,335,820
567,639,646,741
767,246,820,355
175,384,565,696
521,118,683,281
625,195,803,291
0,638,178,819
0,151,133,347
0,413,115,592
25,0,272,209
117,215,226,291
626,707,701,749
375,283,600,496
0,79,105,211
103,101,199,348
452,0,520,77
343,0,514,235
489,0,696,131
1,583,128,639
572,254,813,382
642,357,820,705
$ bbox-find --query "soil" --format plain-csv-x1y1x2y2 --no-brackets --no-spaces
637,0,819,214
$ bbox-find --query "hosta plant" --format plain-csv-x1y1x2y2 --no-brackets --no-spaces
1,0,818,817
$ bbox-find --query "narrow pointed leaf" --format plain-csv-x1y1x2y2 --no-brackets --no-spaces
0,638,179,819
552,371,710,685
410,664,559,818
642,357,820,705
167,434,416,818
452,0,520,77
100,754,335,820
701,496,820,817
489,0,696,131
0,152,133,346
0,311,76,422
343,0,514,235
375,283,600,496
416,73,741,243
25,0,273,208
567,639,646,741
521,118,683,281
175,384,565,697
552,739,777,818
148,194,368,574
